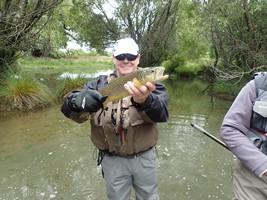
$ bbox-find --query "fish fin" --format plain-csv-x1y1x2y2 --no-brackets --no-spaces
133,78,143,87
101,96,109,110
102,102,107,110
101,95,108,103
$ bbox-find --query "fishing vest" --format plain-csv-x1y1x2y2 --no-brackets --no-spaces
248,72,267,154
89,74,158,155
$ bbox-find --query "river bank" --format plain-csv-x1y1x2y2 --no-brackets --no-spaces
0,55,244,113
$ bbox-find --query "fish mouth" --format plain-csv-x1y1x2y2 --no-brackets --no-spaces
156,67,169,81
157,67,165,76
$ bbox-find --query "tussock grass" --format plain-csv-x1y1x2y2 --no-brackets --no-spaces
0,73,54,110
0,55,114,111
56,75,91,100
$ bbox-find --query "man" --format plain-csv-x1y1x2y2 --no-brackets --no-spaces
220,72,267,200
61,38,168,200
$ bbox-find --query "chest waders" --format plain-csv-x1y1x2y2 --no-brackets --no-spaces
248,72,267,154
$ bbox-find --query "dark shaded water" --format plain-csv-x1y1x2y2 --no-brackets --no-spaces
0,79,234,200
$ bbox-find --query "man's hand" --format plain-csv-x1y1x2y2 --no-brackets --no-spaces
70,89,106,112
124,81,156,104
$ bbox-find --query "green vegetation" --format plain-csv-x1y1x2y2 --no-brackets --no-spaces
0,55,113,111
0,52,246,112
1,0,266,111
162,57,202,78
213,79,247,100
19,53,113,75
56,75,92,100
0,73,54,110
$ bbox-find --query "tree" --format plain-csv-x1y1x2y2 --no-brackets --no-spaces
0,0,63,76
200,0,267,81
66,0,118,53
70,0,181,67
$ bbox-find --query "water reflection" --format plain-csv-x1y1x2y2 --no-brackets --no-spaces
0,79,234,200
58,70,114,79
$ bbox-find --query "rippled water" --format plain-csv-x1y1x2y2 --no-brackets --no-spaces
0,79,234,200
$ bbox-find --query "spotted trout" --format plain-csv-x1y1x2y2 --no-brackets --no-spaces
99,66,169,108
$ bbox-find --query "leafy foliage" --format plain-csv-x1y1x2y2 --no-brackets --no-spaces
200,0,267,81
69,0,181,67
162,0,210,77
0,0,63,75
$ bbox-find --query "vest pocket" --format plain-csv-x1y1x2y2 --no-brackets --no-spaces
128,106,144,126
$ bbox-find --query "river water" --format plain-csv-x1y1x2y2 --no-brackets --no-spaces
0,78,235,200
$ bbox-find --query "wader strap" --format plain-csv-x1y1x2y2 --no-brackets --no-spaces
97,149,106,166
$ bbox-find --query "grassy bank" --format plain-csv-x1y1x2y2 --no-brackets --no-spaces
0,54,242,111
19,54,113,75
0,54,114,111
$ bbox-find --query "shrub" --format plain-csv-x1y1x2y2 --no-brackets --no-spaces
162,54,185,75
174,66,197,78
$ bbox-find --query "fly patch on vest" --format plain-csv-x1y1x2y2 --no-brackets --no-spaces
111,98,131,146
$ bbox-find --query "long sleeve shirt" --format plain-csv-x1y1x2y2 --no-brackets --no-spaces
220,80,267,177
61,71,169,155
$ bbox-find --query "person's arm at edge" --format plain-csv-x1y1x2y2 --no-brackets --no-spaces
220,80,267,177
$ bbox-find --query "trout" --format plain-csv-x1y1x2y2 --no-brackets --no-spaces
99,66,169,108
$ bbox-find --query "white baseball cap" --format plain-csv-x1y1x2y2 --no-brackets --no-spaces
113,38,139,56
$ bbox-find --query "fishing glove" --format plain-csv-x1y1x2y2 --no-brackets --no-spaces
70,88,106,113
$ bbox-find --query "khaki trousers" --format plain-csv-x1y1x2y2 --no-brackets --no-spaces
233,159,267,200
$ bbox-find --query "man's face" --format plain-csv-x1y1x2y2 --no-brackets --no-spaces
113,54,140,76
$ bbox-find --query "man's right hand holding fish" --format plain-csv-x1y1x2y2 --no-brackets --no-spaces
124,81,156,104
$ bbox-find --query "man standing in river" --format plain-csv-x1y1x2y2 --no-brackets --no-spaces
61,37,169,200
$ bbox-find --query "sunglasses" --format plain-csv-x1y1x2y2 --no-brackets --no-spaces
115,54,138,61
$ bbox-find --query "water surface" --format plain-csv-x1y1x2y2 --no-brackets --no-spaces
0,79,234,200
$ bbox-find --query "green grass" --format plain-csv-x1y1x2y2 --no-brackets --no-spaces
56,75,91,100
0,55,114,111
18,55,114,75
0,54,242,110
0,73,54,110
